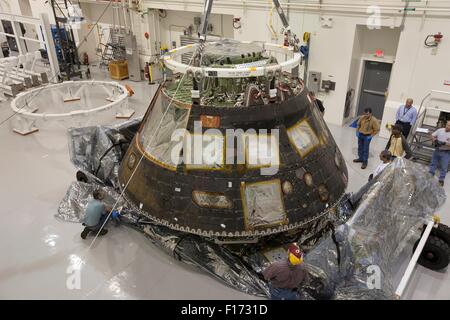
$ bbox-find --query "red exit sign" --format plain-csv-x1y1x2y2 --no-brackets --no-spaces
375,49,384,57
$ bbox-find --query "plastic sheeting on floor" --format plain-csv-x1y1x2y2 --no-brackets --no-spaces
298,158,445,299
57,122,445,299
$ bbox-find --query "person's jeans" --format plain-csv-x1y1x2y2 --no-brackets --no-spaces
89,214,109,232
268,285,298,300
357,134,372,164
429,150,450,181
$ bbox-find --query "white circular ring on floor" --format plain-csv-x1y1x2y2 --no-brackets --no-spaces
10,80,134,135
11,80,129,119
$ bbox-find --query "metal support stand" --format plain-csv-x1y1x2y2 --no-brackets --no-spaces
116,100,135,119
106,88,120,102
12,116,39,136
63,87,81,102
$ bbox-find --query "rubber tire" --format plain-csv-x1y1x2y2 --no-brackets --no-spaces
414,235,450,271
431,224,450,247
76,170,88,183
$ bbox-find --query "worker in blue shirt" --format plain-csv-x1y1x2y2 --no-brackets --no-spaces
395,98,417,138
81,189,112,239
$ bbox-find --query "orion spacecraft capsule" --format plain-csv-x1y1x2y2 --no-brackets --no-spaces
118,40,348,240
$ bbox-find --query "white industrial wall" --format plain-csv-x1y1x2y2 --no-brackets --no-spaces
77,2,115,64
358,26,400,57
379,17,450,137
345,26,401,123
389,17,450,103
158,10,234,49
0,0,23,16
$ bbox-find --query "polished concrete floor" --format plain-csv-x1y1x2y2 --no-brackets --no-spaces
0,68,449,299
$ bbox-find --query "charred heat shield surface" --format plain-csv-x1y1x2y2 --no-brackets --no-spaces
58,121,445,299
118,84,348,238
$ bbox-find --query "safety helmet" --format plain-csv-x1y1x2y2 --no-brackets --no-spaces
287,243,304,265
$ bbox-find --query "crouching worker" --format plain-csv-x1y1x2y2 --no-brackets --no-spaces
262,243,308,300
81,189,112,239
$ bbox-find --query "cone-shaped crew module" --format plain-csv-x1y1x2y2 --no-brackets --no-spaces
119,40,348,239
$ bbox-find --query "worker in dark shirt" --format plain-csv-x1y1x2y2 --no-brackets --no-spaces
385,124,412,159
309,91,325,116
262,243,308,300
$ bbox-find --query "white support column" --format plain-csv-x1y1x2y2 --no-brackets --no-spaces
39,13,59,83
36,19,46,50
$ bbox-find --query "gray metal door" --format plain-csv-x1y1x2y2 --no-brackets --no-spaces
357,60,392,119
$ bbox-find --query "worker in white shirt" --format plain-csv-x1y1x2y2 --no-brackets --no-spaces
369,150,392,181
395,98,417,138
429,120,450,186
